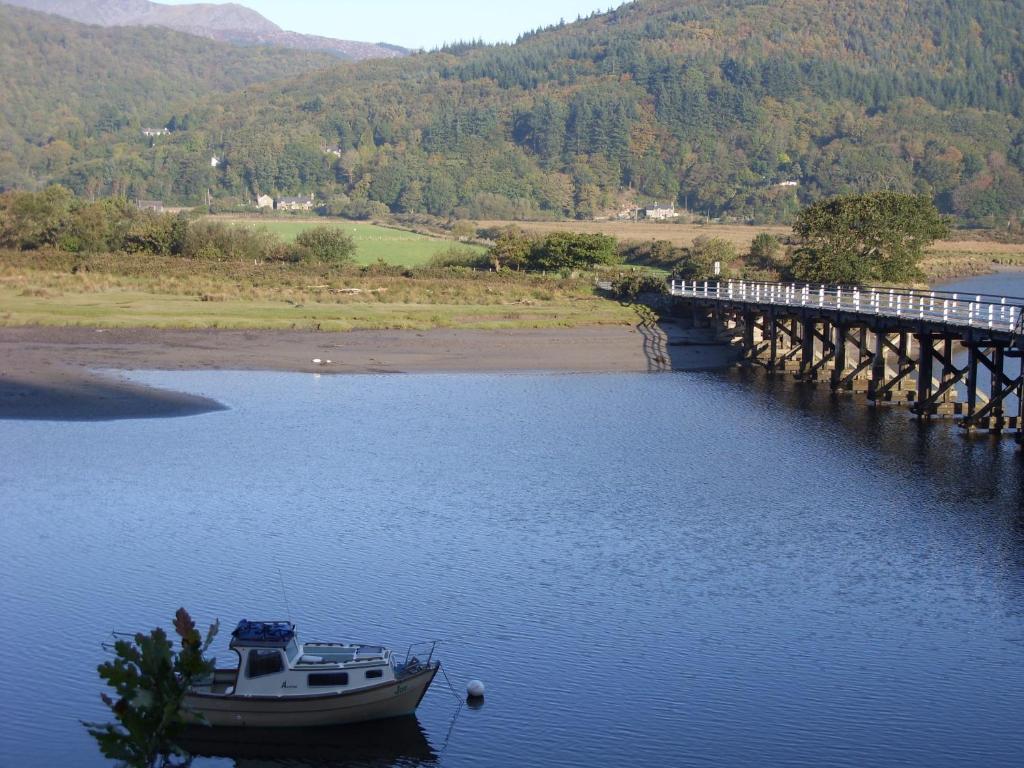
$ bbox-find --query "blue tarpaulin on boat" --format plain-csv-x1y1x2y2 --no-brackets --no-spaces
231,620,295,644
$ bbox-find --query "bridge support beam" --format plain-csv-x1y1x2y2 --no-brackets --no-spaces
914,335,936,416
960,345,1023,433
830,323,848,389
867,332,916,404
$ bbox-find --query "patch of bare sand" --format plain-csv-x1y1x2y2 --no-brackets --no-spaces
0,325,738,420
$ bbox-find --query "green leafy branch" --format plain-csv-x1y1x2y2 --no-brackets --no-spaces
83,609,219,768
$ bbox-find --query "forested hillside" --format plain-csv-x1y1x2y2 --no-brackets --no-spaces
0,5,340,191
5,0,1024,225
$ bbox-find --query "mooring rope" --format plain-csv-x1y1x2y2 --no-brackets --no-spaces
430,661,465,756
437,662,466,704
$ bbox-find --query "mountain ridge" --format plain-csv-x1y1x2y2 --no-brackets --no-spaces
2,0,1023,226
0,0,408,60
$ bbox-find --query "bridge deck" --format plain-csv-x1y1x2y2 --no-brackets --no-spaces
670,280,1024,346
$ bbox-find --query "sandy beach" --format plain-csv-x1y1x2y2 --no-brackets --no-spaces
0,324,738,420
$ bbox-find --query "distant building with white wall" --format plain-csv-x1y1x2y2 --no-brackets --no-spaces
644,203,679,220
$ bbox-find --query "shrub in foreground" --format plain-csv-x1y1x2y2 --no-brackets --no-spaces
611,272,668,301
295,226,356,264
183,220,278,261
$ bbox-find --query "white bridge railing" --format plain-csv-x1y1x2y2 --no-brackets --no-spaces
669,279,1024,333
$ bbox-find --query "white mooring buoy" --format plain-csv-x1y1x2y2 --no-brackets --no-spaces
466,679,485,699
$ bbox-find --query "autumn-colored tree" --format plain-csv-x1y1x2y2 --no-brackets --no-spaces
488,227,534,270
84,609,219,768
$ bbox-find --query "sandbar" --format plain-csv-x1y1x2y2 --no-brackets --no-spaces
0,324,738,420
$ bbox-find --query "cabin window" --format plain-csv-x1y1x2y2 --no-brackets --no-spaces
308,672,349,687
365,669,383,679
246,649,284,678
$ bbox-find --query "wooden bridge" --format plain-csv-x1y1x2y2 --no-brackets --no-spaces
669,279,1024,441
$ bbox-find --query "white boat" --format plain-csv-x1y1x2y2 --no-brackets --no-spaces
185,620,440,728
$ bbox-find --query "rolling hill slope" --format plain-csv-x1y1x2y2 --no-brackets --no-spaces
0,4,344,191
5,0,1024,225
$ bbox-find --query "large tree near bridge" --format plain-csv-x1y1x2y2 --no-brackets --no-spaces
790,192,950,285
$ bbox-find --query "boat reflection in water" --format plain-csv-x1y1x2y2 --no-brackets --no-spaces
180,714,438,767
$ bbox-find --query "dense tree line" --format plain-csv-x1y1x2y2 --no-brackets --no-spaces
2,1,1024,227
1,187,949,284
0,186,355,264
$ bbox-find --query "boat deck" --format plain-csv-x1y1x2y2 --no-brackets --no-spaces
193,668,239,695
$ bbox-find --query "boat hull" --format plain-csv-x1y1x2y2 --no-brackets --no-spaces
184,664,439,728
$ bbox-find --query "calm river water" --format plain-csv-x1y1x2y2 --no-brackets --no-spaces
1,275,1023,768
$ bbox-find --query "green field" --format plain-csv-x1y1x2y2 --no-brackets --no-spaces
210,217,484,266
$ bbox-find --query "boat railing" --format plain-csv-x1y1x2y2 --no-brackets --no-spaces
100,630,138,655
401,640,439,671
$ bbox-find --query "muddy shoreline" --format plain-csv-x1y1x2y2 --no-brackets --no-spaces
0,325,738,420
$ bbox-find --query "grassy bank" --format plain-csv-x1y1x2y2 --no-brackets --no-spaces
918,251,1024,282
207,216,485,267
0,250,633,331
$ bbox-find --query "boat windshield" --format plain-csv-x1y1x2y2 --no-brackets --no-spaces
285,637,300,663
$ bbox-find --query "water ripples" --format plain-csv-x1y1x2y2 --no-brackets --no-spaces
1,370,1022,767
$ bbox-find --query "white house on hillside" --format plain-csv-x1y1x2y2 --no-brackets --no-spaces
644,203,679,220
256,194,273,209
276,194,315,211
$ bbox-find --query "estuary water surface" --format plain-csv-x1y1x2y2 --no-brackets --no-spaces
1,275,1023,768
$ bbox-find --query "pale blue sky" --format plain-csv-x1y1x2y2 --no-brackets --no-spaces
160,0,623,49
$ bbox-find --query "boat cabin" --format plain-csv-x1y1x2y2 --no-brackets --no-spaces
194,620,396,698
